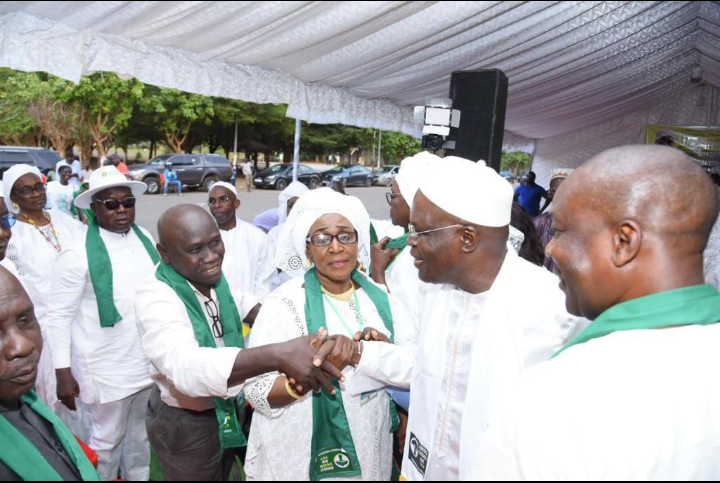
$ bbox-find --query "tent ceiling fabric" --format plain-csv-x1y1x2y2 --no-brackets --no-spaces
0,1,718,142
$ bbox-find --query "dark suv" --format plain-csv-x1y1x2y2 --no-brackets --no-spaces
128,154,233,194
0,146,63,179
253,164,322,190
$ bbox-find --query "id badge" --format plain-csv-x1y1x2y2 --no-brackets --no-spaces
360,390,378,406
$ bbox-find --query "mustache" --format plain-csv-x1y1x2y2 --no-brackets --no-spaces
3,357,40,381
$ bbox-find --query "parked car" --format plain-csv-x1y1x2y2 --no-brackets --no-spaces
372,165,400,186
253,164,322,190
128,153,233,194
0,146,63,179
321,165,373,188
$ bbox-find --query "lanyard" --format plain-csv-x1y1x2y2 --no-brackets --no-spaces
323,290,366,337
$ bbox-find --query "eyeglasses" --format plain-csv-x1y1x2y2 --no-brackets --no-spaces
13,183,47,198
306,231,358,248
208,196,232,205
408,223,464,244
0,213,17,230
386,192,402,205
204,299,224,339
93,197,136,211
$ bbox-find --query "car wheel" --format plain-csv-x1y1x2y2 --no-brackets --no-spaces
275,178,288,191
144,176,160,195
308,177,319,189
202,176,219,192
365,177,372,187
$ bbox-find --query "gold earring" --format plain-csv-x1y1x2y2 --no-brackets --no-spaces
12,202,18,210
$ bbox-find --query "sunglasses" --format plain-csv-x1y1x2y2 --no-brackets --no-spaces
94,197,137,211
0,213,17,230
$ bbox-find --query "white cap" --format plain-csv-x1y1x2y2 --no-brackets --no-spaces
418,156,513,227
74,166,147,209
209,181,238,198
396,151,442,203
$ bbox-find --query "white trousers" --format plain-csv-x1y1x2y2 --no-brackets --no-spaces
89,386,152,481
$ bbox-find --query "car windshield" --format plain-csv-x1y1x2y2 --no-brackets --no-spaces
263,164,288,174
149,156,172,166
325,166,345,174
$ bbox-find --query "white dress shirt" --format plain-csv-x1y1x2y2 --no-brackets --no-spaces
221,218,276,302
135,273,249,412
46,227,157,405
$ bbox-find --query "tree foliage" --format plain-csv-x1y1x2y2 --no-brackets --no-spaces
501,150,532,174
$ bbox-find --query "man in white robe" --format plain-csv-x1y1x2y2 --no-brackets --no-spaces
473,145,720,480
46,166,155,480
331,156,586,480
208,182,275,302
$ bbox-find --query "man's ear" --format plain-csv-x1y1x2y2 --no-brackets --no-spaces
234,199,241,210
611,220,642,268
460,226,480,254
157,243,170,264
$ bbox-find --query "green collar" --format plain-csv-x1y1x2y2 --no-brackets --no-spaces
555,285,720,358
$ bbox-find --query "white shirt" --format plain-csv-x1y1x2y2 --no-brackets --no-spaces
0,257,21,281
56,159,82,190
45,227,157,405
473,324,720,480
243,276,414,481
46,181,77,218
242,162,254,176
384,246,431,323
353,251,588,480
704,202,720,290
221,218,275,301
135,273,249,412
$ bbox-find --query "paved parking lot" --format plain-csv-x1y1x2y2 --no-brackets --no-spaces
135,185,393,240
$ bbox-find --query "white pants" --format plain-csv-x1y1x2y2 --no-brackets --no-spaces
90,386,152,481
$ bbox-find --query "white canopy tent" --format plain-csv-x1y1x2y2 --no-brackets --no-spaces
0,1,718,183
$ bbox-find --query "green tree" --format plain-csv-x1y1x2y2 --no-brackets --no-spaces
0,69,46,146
501,150,532,174
379,131,422,164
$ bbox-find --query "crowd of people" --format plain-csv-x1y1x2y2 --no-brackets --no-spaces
0,144,719,481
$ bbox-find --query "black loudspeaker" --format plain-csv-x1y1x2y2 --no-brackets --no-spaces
447,69,508,172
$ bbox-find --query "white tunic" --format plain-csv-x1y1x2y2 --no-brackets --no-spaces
5,211,86,408
45,227,157,405
243,276,415,481
0,257,20,281
353,250,587,480
384,246,431,324
46,181,76,218
135,273,250,412
473,324,720,480
221,218,275,302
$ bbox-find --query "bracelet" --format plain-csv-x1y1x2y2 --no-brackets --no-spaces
285,378,303,400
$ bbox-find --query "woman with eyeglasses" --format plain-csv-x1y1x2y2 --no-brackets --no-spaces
2,165,86,421
243,188,414,481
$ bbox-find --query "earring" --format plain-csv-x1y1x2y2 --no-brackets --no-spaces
305,258,314,268
12,202,18,210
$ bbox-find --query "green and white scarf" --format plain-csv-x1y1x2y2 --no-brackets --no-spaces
304,268,398,481
86,219,160,328
0,390,100,481
155,262,247,456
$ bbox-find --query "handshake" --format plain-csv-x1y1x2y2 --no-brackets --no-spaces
279,327,389,398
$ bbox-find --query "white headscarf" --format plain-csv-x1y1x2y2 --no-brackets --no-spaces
3,165,43,213
395,151,442,204
277,181,309,223
276,188,371,278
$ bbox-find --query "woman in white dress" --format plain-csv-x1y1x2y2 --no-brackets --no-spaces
4,165,87,427
244,188,412,481
267,181,309,291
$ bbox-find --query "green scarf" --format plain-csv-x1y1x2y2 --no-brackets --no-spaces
304,268,398,481
155,262,247,456
0,390,100,481
86,220,160,328
370,223,379,245
555,284,720,358
386,232,409,250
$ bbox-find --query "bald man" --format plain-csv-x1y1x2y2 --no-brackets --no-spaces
135,205,342,481
0,267,99,481
474,145,720,480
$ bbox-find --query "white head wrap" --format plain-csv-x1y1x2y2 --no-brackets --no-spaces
277,181,309,223
395,151,442,203
3,165,43,213
209,181,238,199
276,188,371,278
418,156,513,227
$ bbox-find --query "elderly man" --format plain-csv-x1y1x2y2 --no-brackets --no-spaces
135,205,343,481
318,156,585,480
208,182,275,302
0,266,100,481
473,145,720,480
46,166,156,481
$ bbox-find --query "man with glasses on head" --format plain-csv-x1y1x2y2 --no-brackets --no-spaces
328,156,586,480
46,166,156,481
208,182,275,303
